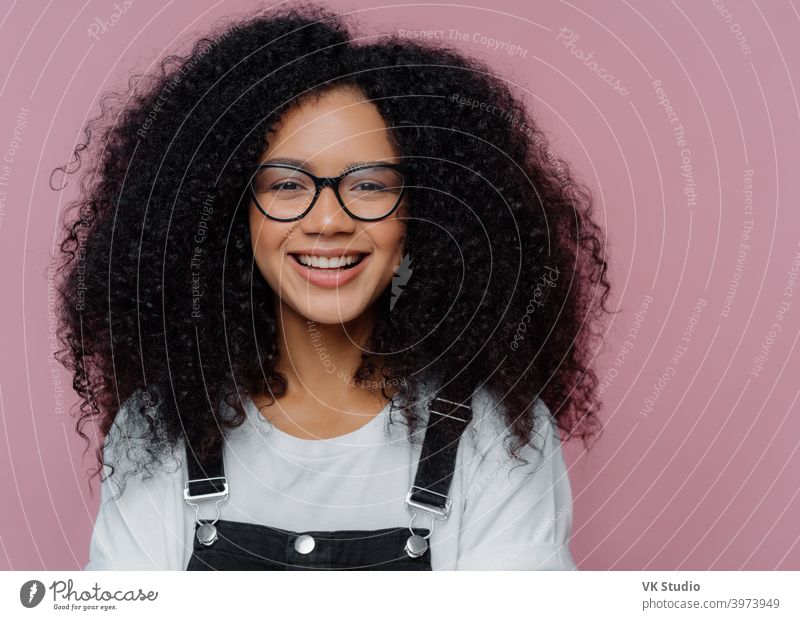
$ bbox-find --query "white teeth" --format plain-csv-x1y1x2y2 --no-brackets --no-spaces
296,254,362,268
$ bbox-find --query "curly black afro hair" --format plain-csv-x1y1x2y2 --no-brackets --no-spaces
53,2,612,493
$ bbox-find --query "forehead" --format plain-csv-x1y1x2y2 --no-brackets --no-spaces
263,86,398,166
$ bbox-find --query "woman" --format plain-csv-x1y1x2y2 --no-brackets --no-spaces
54,3,610,570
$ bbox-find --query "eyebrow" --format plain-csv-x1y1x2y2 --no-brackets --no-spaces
260,157,398,173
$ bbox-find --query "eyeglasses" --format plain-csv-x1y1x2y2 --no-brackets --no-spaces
247,163,406,222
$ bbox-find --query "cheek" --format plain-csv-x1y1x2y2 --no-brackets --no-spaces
372,221,407,271
249,207,286,276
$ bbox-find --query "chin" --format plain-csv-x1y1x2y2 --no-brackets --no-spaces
292,298,370,325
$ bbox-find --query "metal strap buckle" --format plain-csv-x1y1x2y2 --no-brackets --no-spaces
183,476,229,503
405,486,452,520
184,477,229,540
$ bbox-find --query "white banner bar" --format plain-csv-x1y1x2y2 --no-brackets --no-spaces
2,571,798,619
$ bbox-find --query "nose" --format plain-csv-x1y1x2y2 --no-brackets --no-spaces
299,182,355,234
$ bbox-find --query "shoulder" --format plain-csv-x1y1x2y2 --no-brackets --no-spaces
86,388,187,570
453,387,576,569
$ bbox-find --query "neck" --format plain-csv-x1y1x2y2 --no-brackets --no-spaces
272,298,387,404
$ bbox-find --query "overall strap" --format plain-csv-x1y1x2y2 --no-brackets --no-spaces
184,437,228,503
406,381,474,519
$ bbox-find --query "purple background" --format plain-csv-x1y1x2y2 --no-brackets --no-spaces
1,0,799,569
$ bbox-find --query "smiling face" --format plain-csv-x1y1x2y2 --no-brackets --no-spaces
249,86,407,325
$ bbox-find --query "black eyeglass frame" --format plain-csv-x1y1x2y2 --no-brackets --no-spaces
247,163,406,222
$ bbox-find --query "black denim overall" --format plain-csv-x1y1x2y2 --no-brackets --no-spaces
183,387,473,570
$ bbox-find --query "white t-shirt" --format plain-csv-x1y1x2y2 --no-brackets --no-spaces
85,385,576,570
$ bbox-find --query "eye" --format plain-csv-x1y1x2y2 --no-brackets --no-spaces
352,181,387,192
253,168,312,194
271,180,304,191
342,166,404,198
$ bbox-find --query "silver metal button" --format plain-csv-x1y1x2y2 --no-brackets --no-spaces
294,534,315,554
405,534,428,558
197,523,218,546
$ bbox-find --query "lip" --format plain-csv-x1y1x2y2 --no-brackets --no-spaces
287,252,371,288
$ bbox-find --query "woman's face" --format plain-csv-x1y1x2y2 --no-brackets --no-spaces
249,86,407,325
